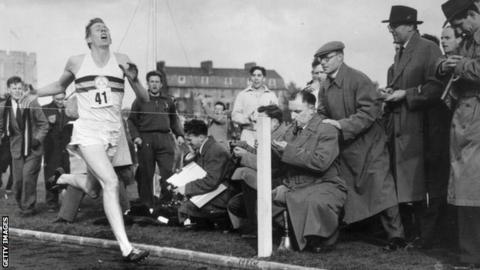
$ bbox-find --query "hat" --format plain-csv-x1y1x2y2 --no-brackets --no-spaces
314,41,345,57
442,0,474,25
382,5,423,25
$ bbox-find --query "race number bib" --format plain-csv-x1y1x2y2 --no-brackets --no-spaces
89,76,113,108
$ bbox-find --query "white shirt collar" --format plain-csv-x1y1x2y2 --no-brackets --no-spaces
199,137,209,154
12,99,18,116
328,63,342,80
246,85,270,93
402,35,413,49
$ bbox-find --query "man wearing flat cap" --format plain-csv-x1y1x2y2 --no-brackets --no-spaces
315,41,405,251
381,5,448,250
437,0,480,266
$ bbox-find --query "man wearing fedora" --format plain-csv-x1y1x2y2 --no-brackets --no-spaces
315,41,405,251
437,0,480,266
381,5,447,249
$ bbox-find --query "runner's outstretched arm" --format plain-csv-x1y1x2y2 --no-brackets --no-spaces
37,56,77,97
117,54,149,103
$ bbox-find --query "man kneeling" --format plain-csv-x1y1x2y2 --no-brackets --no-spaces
272,91,346,252
175,120,235,229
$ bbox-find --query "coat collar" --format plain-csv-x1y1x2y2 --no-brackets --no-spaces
199,136,215,156
290,114,323,146
389,31,421,87
325,63,348,89
473,28,480,45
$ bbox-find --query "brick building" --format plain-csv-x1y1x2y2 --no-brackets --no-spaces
0,50,37,95
157,61,286,116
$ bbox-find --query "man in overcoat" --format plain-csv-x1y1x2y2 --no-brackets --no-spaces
271,91,346,252
0,76,49,215
381,5,447,248
437,0,480,266
315,41,405,250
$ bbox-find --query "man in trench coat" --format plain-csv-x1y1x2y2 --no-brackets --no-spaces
315,41,405,250
271,91,347,252
437,0,480,266
381,5,447,248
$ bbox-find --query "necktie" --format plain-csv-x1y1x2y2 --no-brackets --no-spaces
293,125,303,135
16,105,24,130
398,46,404,61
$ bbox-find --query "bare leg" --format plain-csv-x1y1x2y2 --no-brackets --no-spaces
77,144,133,256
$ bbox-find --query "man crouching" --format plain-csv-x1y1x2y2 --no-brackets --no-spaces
271,91,346,252
175,119,235,229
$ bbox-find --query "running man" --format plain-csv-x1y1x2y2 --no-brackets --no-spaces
34,18,149,262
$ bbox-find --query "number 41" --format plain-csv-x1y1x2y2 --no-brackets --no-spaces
95,91,108,104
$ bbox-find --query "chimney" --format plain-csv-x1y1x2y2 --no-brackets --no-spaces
201,60,213,75
156,61,165,72
244,62,256,72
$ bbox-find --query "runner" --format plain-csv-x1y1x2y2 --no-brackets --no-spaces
34,18,149,262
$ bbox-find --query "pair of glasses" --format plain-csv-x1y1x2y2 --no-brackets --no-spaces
317,53,337,63
387,24,402,30
311,71,323,75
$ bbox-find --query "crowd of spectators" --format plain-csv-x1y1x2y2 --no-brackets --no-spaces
2,1,480,267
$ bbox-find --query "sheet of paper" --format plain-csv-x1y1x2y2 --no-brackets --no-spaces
166,162,207,187
190,184,227,208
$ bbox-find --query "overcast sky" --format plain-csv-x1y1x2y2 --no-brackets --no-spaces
0,0,447,105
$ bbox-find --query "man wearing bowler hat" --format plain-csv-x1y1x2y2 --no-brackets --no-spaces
381,6,448,250
315,41,406,251
437,0,480,266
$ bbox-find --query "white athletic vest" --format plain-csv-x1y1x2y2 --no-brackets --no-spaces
74,52,124,124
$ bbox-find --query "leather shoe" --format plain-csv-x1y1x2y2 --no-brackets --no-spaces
408,237,432,250
309,244,335,253
383,237,407,252
46,168,66,191
53,217,72,224
20,208,36,217
123,248,149,262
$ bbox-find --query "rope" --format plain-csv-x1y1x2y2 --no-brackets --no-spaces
165,0,192,67
117,0,141,51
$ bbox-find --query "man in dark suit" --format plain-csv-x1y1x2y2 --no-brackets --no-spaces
381,5,447,249
0,76,48,215
42,92,73,211
175,119,235,228
0,90,13,193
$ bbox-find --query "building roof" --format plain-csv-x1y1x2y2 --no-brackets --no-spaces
164,66,284,79
162,61,286,90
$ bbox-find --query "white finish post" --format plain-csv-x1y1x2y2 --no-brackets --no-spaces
256,115,272,257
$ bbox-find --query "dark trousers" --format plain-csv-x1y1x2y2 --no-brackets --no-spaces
12,155,42,210
399,197,446,243
136,132,175,208
458,206,480,264
0,139,13,189
43,147,70,206
58,181,131,222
